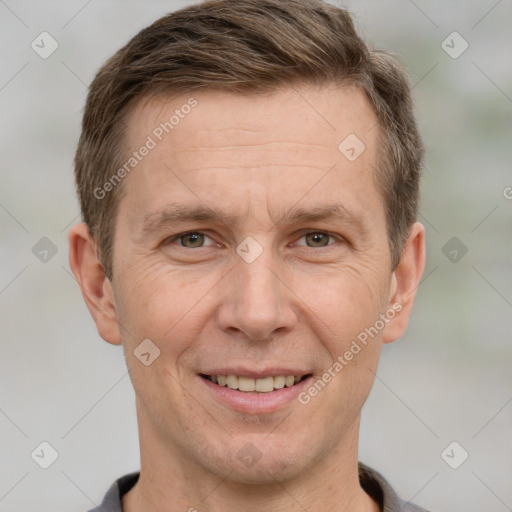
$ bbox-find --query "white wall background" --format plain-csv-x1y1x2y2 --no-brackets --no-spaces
0,1,511,511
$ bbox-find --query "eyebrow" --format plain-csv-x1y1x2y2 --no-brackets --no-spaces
140,202,369,237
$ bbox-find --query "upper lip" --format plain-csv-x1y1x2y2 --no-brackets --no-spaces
199,368,311,378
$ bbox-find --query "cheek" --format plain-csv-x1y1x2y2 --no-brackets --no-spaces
293,264,388,351
113,259,218,364
113,265,206,411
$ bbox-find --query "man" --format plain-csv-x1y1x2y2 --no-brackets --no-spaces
69,0,429,510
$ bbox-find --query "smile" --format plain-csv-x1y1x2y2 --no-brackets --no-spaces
201,374,311,393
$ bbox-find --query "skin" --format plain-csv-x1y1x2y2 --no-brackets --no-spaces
69,84,425,512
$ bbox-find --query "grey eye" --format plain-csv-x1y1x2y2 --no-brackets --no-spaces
304,232,332,247
179,232,205,248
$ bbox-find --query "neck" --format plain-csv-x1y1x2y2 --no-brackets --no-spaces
122,408,380,512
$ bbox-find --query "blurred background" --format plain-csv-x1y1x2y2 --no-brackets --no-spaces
0,1,510,511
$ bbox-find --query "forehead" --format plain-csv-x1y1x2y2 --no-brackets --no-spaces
126,84,378,160
117,84,383,232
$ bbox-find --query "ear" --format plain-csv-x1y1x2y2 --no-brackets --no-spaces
68,222,122,345
382,222,426,344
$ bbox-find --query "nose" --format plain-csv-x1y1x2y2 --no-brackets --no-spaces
215,247,297,342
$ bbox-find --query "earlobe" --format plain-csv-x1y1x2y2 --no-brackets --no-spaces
68,222,123,346
382,222,426,344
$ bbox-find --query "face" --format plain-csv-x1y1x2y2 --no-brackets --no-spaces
72,84,424,485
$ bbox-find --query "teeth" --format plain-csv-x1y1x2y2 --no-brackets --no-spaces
208,374,305,392
255,376,274,392
226,375,238,389
239,376,255,392
274,376,285,389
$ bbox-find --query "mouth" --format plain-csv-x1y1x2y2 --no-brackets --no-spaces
200,373,312,393
197,370,314,414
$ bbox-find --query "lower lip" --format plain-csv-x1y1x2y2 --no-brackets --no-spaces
199,376,312,414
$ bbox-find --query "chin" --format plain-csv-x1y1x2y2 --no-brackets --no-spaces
225,457,308,486
199,433,322,485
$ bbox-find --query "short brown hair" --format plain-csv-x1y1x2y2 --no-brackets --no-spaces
74,0,424,280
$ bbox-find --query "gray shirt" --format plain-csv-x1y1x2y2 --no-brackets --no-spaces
87,462,431,512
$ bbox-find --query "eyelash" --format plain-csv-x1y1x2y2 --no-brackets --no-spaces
165,230,342,249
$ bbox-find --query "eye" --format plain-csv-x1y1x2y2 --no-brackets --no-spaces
296,231,338,248
165,230,341,250
167,231,216,248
